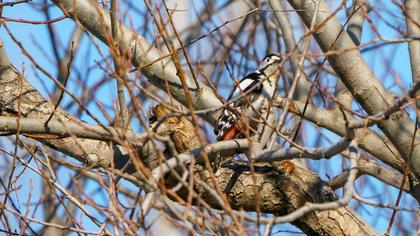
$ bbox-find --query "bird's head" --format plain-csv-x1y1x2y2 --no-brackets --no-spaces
258,53,282,75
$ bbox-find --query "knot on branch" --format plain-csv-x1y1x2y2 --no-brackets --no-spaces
149,104,200,154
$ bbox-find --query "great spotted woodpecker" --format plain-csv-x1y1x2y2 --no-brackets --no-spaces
214,54,282,141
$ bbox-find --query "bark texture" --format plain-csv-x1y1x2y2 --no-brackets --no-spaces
0,42,129,168
0,0,409,234
53,0,222,125
405,0,420,109
152,104,380,236
286,0,420,196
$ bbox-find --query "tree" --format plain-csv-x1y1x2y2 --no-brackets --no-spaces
0,0,418,235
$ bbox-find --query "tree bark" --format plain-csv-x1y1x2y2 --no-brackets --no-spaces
405,0,420,109
153,104,380,235
0,41,126,168
52,0,222,125
0,0,400,234
286,0,420,197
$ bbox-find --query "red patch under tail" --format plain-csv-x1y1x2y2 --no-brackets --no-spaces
221,125,240,140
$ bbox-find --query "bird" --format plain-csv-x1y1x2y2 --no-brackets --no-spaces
214,54,282,141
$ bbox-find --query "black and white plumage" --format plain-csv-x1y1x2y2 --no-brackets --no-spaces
214,54,282,141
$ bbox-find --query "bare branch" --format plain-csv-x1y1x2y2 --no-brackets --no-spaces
353,193,419,213
110,0,129,126
269,0,309,101
52,0,222,124
328,157,410,192
0,39,126,167
273,95,404,172
254,135,352,162
263,141,361,224
346,0,370,46
0,0,32,7
286,0,420,178
0,116,148,144
405,0,420,109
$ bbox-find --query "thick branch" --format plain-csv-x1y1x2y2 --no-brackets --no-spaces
0,116,147,144
148,104,379,236
405,0,420,109
328,157,410,192
273,96,404,172
52,0,222,124
0,40,127,167
201,162,379,236
286,0,420,179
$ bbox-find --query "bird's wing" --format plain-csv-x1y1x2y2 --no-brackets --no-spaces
214,72,263,140
227,72,263,107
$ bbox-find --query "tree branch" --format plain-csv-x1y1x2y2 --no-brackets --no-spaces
142,104,380,235
286,0,420,180
405,0,420,109
52,0,222,125
0,39,128,168
273,95,404,172
0,116,148,144
328,157,410,192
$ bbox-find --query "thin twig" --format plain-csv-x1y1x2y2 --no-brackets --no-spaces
0,15,66,24
0,0,31,7
45,41,75,126
385,120,418,235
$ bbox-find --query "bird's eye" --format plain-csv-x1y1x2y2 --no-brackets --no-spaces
266,58,270,62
